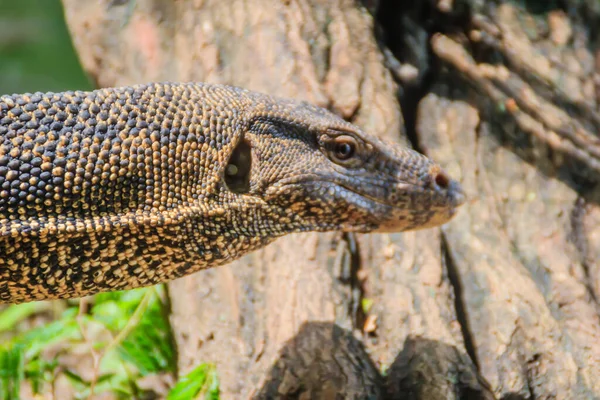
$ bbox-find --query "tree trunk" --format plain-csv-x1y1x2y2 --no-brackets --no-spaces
61,0,600,398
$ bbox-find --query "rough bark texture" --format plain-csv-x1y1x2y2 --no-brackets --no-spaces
61,0,599,398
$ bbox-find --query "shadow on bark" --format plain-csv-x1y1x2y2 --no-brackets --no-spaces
252,322,495,400
385,337,496,400
252,322,383,399
377,0,600,202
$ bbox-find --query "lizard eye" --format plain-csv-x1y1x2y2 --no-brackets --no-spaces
329,135,358,164
334,141,355,160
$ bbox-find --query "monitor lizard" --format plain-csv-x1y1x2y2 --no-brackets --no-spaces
0,82,465,303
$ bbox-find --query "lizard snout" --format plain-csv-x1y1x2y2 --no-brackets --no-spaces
430,170,466,207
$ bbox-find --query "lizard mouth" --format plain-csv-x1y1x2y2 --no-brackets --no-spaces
337,181,414,209
272,175,464,211
335,180,464,227
268,175,465,232
338,177,466,211
269,175,399,208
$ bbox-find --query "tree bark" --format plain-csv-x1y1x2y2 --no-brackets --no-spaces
61,0,600,398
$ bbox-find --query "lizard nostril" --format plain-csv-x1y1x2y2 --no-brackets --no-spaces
434,171,450,190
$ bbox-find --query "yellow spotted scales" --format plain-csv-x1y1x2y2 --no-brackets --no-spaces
0,82,465,303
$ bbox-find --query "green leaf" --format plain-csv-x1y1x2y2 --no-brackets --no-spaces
0,302,50,333
205,370,219,400
118,315,174,375
93,287,175,376
17,319,80,360
0,310,80,399
361,298,374,314
167,364,219,400
24,357,58,394
0,343,24,400
63,368,89,387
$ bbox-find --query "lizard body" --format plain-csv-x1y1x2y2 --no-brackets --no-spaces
0,82,464,303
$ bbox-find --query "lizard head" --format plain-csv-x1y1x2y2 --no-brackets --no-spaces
223,96,465,234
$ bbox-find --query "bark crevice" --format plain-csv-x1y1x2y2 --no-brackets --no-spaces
442,235,479,371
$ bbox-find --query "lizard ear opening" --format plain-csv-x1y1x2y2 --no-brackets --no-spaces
224,137,252,194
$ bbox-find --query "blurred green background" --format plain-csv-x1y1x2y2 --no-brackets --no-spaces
0,0,91,94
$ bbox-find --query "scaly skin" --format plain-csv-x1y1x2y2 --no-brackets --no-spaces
0,82,464,303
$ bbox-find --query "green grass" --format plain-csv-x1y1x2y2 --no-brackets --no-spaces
0,287,220,399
